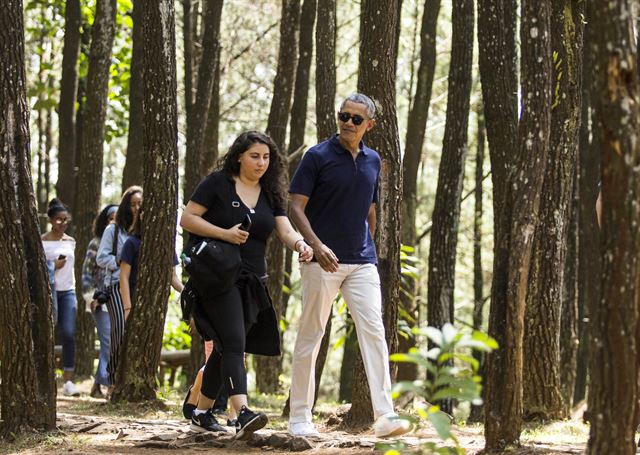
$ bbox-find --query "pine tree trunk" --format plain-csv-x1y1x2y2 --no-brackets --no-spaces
346,0,402,427
586,2,640,453
57,0,81,209
398,0,440,383
477,0,519,446
426,0,473,333
573,3,597,407
201,54,220,173
114,0,179,402
122,0,145,190
522,0,583,421
484,0,553,449
183,0,223,203
0,0,56,434
468,109,486,423
560,172,579,414
315,0,336,142
73,0,117,378
257,0,301,394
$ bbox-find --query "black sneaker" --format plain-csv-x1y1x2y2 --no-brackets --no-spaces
182,385,196,420
227,418,237,427
212,406,226,416
235,406,268,440
190,409,227,433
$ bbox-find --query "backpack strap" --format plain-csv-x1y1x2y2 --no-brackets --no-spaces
112,225,119,258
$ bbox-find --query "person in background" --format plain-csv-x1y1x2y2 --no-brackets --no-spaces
81,204,118,398
42,198,79,397
96,186,142,397
118,210,184,317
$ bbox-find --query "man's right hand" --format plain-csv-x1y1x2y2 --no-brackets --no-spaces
313,243,339,272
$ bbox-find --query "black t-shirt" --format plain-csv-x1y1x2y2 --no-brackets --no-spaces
187,171,286,276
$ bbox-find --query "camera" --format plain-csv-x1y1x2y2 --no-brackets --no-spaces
92,290,110,304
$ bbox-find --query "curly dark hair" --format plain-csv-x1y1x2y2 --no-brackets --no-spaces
93,204,118,238
216,130,286,209
47,198,69,219
115,186,143,232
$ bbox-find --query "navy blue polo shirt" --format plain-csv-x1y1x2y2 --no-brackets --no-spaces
289,134,380,264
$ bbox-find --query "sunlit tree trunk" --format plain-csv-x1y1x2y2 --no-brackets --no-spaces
586,1,640,453
114,0,179,402
346,0,402,426
0,0,56,434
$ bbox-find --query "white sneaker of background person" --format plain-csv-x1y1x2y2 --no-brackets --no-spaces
374,412,411,438
63,380,80,397
288,421,320,438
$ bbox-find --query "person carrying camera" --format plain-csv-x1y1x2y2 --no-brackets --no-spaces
96,186,142,397
81,204,118,398
180,131,312,438
42,198,79,397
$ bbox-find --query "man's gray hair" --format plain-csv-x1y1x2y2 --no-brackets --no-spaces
340,93,376,119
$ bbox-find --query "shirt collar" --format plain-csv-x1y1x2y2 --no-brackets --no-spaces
330,134,368,156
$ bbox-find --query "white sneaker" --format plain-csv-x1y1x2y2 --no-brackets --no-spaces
288,421,320,437
374,412,411,438
63,380,80,397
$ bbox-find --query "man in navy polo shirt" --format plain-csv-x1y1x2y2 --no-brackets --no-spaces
287,94,409,438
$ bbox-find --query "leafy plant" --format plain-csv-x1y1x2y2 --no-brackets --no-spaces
162,321,191,351
381,323,497,454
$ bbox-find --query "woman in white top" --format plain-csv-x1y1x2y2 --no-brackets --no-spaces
41,198,79,397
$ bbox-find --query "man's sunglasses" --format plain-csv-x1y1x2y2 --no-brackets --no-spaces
338,112,367,126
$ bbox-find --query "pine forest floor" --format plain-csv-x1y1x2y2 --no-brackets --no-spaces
0,378,614,454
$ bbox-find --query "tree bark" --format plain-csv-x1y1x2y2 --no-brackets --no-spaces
315,0,336,142
183,0,223,204
346,0,402,427
398,0,440,383
201,53,220,173
468,107,486,423
338,317,357,403
586,2,640,453
477,0,519,445
484,0,553,449
0,0,56,434
426,0,474,333
56,0,81,209
257,0,301,394
522,0,583,421
72,0,117,379
114,0,179,402
122,0,145,190
573,2,597,407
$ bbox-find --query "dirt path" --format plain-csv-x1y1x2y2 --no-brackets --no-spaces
2,380,590,454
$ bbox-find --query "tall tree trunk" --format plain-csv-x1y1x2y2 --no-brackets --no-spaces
573,2,597,407
586,2,640,453
201,53,220,173
72,0,117,378
0,0,56,434
522,0,583,421
183,0,223,204
57,0,81,209
346,0,402,427
257,0,301,394
560,170,579,413
426,0,474,333
398,0,440,383
122,0,145,190
484,0,553,449
338,317,357,402
315,0,336,142
468,108,486,423
114,0,179,402
477,0,519,446
280,0,316,415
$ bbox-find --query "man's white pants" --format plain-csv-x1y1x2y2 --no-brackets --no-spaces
289,262,394,423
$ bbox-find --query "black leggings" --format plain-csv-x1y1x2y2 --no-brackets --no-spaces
200,285,247,399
